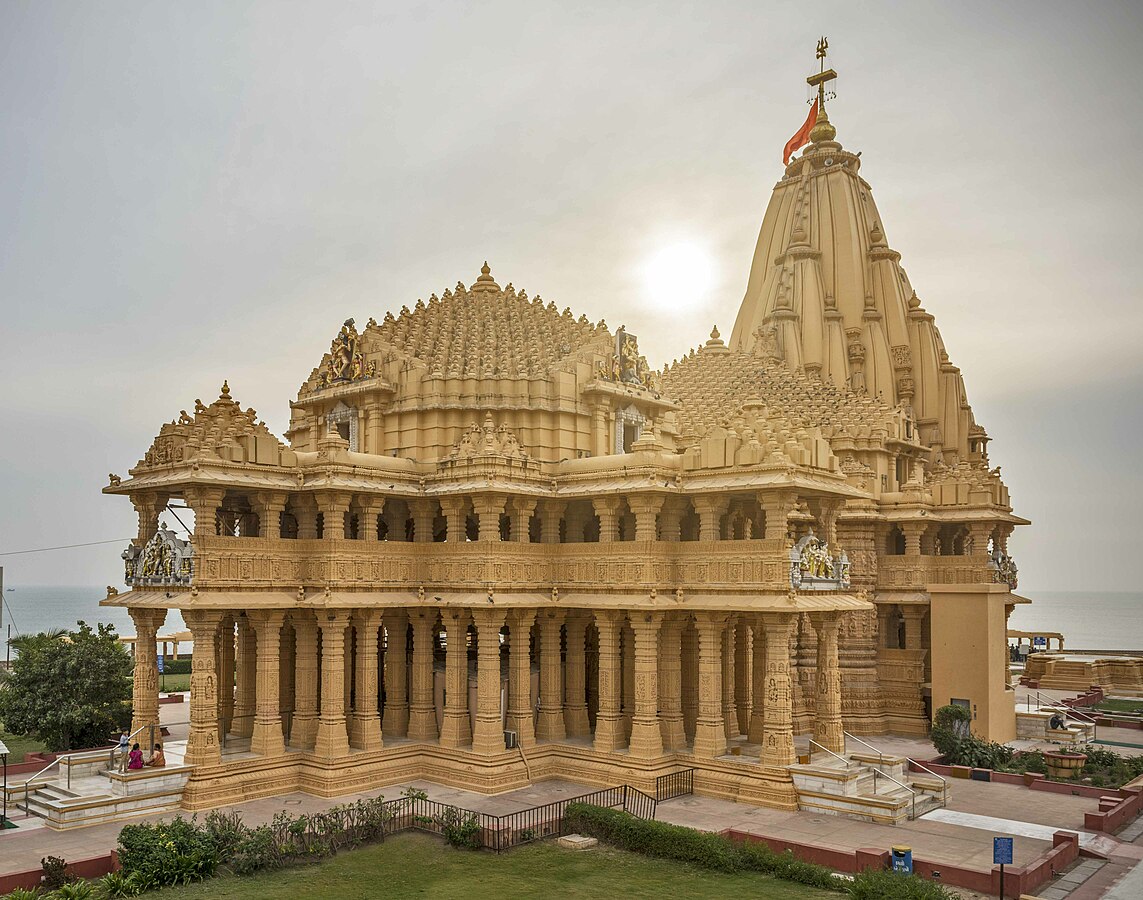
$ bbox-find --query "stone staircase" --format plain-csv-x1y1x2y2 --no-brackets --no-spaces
5,747,192,830
788,750,947,825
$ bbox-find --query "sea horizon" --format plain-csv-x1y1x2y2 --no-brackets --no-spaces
2,584,1140,653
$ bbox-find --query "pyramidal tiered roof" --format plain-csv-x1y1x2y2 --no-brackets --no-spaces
660,328,907,451
356,263,611,381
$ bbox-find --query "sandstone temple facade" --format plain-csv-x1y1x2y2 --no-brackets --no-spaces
104,81,1025,814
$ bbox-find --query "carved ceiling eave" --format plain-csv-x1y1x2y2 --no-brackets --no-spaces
291,377,396,409
102,588,873,615
581,379,680,412
880,508,1029,526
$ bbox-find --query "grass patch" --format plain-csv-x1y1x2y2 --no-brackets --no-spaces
146,831,835,899
127,673,192,692
1094,698,1143,715
0,728,48,763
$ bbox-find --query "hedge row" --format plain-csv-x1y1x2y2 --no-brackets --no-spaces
561,804,961,899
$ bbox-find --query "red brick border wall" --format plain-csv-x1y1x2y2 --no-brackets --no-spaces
0,852,119,893
1085,787,1143,832
725,828,1080,898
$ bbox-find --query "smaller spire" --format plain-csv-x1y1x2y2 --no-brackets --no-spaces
471,261,501,294
219,380,231,400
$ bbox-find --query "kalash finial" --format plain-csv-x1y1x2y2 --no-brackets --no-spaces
220,380,231,398
471,260,500,294
807,36,838,144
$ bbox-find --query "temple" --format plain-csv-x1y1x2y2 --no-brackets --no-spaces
103,47,1026,818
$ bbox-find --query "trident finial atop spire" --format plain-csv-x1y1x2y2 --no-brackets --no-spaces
807,37,838,143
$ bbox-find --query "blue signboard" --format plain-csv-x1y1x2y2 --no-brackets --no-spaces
1033,636,1047,648
157,654,165,674
993,836,1013,866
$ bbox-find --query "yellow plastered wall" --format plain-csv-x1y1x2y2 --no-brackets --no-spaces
929,584,1017,743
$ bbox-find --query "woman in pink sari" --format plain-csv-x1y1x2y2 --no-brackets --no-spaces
127,742,144,770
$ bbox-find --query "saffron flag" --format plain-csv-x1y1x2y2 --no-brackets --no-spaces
783,99,818,165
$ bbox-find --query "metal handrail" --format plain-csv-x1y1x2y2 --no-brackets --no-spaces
1028,689,1098,741
844,730,948,803
807,739,850,768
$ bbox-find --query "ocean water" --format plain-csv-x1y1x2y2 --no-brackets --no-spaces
1,586,1139,653
1007,590,1143,652
0,585,187,644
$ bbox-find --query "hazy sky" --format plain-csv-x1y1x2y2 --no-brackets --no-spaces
1,1,1141,595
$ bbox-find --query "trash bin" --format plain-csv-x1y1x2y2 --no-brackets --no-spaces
891,846,913,874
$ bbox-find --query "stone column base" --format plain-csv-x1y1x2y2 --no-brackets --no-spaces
349,715,384,751
291,714,318,749
251,719,285,757
313,719,349,757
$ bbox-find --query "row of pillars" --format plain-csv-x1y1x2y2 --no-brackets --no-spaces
129,606,845,772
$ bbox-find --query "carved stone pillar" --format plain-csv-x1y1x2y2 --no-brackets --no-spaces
539,500,565,545
472,494,505,542
441,497,467,544
967,523,993,557
291,616,318,748
748,618,766,743
129,608,167,736
658,498,686,542
292,494,319,540
506,610,536,747
382,611,409,737
349,610,383,750
564,504,588,543
735,617,752,735
253,492,288,539
407,499,434,543
232,616,256,737
535,611,566,741
759,492,796,542
902,605,925,651
621,623,635,738
249,610,286,756
692,612,728,758
365,406,382,455
682,622,698,740
592,497,621,543
313,612,351,757
694,495,729,542
658,615,686,750
407,612,438,740
185,486,225,539
439,612,472,748
563,612,591,736
721,618,740,739
218,616,235,734
279,619,295,740
760,612,796,767
816,500,842,549
628,494,663,542
812,613,844,754
509,497,537,543
628,612,664,758
183,609,223,767
131,491,169,544
590,402,609,459
355,499,383,541
593,610,625,751
470,609,506,755
317,491,352,540
901,522,926,557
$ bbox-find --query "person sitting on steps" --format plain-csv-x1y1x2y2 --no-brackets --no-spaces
146,743,166,768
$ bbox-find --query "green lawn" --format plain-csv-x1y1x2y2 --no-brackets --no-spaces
1094,698,1143,715
127,673,192,692
149,832,835,899
0,728,48,763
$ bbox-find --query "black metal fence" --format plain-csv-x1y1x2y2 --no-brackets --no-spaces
383,783,658,853
654,768,695,802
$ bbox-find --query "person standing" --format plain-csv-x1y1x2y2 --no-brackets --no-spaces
116,731,130,773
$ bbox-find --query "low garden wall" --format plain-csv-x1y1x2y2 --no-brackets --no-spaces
0,851,119,894
726,829,1079,897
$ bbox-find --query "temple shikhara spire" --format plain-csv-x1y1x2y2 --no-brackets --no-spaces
90,49,1026,832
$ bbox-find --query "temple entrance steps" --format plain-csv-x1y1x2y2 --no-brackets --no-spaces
788,747,948,825
5,747,193,830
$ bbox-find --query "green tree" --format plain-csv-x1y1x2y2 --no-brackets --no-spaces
0,621,132,751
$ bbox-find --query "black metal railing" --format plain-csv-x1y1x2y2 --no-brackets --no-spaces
378,783,655,853
654,768,694,802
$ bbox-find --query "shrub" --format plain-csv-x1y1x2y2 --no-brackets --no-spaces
95,871,142,898
49,882,94,900
203,810,248,861
436,807,482,850
563,804,844,892
117,816,218,888
230,825,280,876
850,869,961,899
934,705,970,730
3,889,41,900
40,856,71,891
